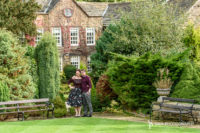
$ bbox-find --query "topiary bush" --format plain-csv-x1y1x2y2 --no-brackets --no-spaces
63,64,76,81
35,33,60,99
0,82,10,102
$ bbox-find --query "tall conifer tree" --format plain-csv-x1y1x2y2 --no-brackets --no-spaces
35,33,60,99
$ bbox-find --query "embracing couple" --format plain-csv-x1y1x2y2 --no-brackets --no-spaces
67,69,93,117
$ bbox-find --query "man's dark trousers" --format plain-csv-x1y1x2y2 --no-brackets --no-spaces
82,92,93,116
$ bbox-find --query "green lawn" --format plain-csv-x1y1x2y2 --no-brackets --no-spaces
0,117,199,133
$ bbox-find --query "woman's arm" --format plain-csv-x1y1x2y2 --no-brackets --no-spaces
68,76,75,89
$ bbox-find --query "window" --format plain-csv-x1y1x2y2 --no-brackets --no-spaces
70,28,79,46
36,29,43,45
52,27,62,46
87,56,92,73
86,28,95,45
60,56,63,71
70,56,80,69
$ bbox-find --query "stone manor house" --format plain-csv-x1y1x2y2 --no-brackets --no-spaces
33,0,200,72
33,0,130,72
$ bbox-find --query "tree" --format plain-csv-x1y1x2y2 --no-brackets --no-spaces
0,30,36,100
0,0,40,36
91,0,185,80
35,33,60,99
182,23,200,63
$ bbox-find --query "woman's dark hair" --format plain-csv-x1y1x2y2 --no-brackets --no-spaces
76,69,81,73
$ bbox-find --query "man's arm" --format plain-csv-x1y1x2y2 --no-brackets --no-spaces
87,76,92,93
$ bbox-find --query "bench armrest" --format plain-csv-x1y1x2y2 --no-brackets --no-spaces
151,102,161,111
51,103,54,110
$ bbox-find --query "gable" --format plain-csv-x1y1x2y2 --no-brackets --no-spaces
36,0,108,17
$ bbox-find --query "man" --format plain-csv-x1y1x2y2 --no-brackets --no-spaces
81,69,93,117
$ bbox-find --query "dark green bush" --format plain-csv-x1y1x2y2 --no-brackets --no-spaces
52,96,67,118
63,65,76,81
172,63,200,102
106,53,183,110
91,83,103,112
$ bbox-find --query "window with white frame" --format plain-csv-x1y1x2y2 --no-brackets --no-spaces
86,28,95,45
87,56,92,73
36,29,43,45
60,56,63,71
52,27,62,46
70,56,80,69
70,28,79,46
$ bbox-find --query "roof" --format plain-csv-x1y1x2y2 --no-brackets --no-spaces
36,0,108,16
36,0,59,13
76,2,108,17
187,0,200,27
168,0,197,11
103,2,131,26
102,1,198,26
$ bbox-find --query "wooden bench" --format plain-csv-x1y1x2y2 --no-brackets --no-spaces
0,98,54,121
150,97,197,123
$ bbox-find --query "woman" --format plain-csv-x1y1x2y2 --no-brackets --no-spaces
67,69,82,117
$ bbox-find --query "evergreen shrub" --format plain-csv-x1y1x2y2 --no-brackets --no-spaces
35,33,60,99
172,63,200,102
106,53,183,110
63,65,76,81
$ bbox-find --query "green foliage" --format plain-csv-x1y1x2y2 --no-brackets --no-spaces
35,33,60,99
80,62,88,73
172,63,200,102
91,81,103,112
91,25,116,83
0,0,40,36
52,96,67,118
0,30,36,100
182,23,200,62
63,65,76,81
25,46,39,98
0,82,10,102
106,53,184,109
91,0,185,81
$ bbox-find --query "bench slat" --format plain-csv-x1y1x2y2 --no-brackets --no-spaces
0,111,18,115
22,109,48,113
161,104,193,110
0,98,49,106
162,97,195,103
0,104,47,110
159,109,190,114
